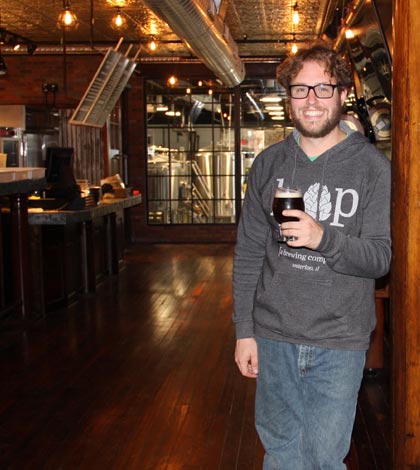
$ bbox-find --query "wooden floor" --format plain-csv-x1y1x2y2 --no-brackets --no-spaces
0,243,390,469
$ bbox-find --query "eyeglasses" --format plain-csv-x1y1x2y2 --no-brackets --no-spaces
288,83,341,99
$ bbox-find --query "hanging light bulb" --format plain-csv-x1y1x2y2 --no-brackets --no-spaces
57,2,79,31
345,29,355,39
168,75,178,87
291,37,298,54
292,2,300,26
148,39,157,52
111,7,127,29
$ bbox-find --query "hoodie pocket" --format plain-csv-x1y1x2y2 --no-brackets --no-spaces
254,271,336,340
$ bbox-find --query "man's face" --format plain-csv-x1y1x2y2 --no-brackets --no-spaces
289,60,347,138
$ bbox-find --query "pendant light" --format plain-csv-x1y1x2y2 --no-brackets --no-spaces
292,2,300,26
57,2,79,31
168,75,178,87
111,7,127,29
148,38,158,52
291,34,298,54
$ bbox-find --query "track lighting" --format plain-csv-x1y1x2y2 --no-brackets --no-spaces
27,42,38,55
0,28,37,55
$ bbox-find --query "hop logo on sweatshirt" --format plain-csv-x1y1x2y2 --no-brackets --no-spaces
304,183,332,221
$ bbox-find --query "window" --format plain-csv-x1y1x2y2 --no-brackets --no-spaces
146,80,239,224
145,77,291,225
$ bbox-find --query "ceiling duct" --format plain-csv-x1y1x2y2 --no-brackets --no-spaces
141,0,245,88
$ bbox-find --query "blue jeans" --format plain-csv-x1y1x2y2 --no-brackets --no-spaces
255,337,366,470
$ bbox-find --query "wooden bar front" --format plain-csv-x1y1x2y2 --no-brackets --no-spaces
0,169,46,319
27,195,142,314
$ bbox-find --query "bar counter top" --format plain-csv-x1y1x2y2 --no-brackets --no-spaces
0,168,46,196
28,194,142,225
1,173,141,318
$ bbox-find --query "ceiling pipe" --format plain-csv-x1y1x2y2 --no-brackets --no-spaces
141,0,245,88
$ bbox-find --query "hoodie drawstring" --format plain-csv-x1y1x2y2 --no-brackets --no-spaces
291,147,298,187
316,152,330,220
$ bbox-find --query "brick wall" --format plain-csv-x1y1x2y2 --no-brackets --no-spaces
0,55,102,106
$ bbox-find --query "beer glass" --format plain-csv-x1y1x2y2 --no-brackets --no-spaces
272,186,304,242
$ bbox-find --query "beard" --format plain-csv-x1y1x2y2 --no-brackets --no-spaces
291,102,342,138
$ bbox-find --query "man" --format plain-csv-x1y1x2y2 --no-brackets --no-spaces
232,42,391,470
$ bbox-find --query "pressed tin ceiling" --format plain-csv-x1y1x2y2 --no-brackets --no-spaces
0,0,342,59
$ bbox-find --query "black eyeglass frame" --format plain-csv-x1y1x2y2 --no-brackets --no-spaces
288,83,342,99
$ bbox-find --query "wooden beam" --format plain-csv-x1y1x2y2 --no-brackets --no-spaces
391,0,420,466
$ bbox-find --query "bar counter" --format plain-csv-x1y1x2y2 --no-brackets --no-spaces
27,194,142,225
0,168,47,318
0,167,45,188
27,195,142,315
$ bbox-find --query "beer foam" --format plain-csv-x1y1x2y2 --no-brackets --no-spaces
275,188,302,198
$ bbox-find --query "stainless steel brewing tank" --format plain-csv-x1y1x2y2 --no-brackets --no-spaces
193,148,235,218
147,159,184,222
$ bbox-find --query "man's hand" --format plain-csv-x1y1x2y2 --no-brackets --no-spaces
235,337,258,378
280,210,324,250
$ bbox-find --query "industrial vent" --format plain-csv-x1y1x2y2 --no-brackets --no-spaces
70,39,140,128
142,0,245,88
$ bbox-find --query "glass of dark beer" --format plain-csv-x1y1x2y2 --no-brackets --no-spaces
272,187,304,242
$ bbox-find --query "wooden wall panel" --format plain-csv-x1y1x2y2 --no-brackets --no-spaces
59,109,104,186
391,0,420,467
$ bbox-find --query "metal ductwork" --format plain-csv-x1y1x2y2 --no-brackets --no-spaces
141,0,246,88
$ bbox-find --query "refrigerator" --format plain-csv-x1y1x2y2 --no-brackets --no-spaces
22,132,59,168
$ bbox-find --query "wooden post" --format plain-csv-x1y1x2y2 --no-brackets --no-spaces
9,193,32,318
391,0,420,466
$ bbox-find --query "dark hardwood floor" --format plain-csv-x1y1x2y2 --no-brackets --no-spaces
0,243,390,469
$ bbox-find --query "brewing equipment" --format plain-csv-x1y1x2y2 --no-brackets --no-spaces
194,146,235,220
147,145,239,224
147,149,187,223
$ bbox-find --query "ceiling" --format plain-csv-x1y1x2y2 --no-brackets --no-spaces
0,0,343,59
0,0,347,127
0,1,393,133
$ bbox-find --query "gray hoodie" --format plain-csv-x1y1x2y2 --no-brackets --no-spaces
232,125,391,350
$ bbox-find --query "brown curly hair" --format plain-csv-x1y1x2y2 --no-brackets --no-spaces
276,41,353,93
